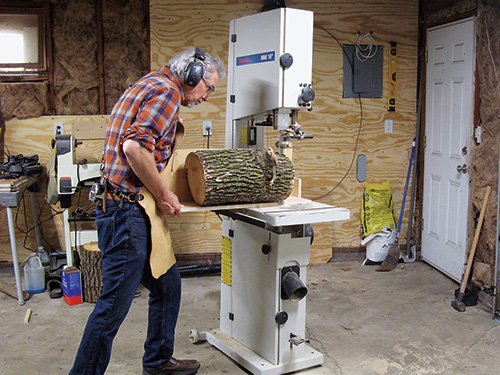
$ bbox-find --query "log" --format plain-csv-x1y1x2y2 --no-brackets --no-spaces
78,241,103,303
186,148,294,206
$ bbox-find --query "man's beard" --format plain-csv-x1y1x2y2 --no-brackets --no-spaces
187,98,203,108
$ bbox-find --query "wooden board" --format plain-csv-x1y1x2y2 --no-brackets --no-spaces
72,120,107,140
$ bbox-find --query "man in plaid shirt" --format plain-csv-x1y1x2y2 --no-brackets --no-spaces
70,47,225,375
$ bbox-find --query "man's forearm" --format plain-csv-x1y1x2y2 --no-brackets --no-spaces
122,139,167,198
122,139,182,216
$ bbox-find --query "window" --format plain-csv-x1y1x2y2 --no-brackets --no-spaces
0,5,47,80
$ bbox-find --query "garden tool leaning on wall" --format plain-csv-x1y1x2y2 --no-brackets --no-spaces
377,139,415,272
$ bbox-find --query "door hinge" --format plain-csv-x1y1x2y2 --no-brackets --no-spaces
229,312,234,321
231,34,237,43
230,95,235,103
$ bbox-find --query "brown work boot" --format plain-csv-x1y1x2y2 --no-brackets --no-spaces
143,357,201,375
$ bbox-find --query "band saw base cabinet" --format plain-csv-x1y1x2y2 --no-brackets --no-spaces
208,217,320,375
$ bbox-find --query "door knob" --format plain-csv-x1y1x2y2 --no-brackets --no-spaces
457,164,468,174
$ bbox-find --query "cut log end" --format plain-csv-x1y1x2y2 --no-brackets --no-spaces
185,152,207,205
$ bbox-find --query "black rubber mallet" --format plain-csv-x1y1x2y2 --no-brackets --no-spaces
451,186,490,312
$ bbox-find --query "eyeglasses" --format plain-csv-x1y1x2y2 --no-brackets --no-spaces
201,76,215,96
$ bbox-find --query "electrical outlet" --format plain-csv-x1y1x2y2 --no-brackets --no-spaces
385,119,393,134
54,122,64,137
203,121,212,137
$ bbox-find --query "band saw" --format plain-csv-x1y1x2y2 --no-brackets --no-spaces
189,8,350,375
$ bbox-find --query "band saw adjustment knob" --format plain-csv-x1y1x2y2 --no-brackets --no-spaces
275,311,288,325
300,84,315,103
280,53,293,68
262,244,271,255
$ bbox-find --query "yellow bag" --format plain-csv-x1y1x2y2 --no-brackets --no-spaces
361,181,397,237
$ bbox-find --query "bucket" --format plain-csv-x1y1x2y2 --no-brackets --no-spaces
361,229,397,263
24,255,46,294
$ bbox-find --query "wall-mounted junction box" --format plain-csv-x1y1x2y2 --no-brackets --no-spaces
343,44,384,98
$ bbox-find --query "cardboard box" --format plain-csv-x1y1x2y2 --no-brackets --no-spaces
62,266,82,305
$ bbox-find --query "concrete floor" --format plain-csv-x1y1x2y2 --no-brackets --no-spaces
1,260,500,375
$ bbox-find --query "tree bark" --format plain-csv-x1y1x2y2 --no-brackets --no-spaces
78,241,103,303
186,148,294,206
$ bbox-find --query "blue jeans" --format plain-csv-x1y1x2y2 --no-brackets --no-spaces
69,199,182,375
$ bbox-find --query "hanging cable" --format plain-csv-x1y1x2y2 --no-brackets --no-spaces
39,199,64,251
14,180,64,252
205,133,211,149
355,31,377,61
314,94,363,201
313,25,364,201
315,25,354,69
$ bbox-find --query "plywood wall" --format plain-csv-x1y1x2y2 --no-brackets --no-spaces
150,0,419,261
0,0,418,265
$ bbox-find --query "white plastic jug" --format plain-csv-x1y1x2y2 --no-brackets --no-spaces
24,255,46,294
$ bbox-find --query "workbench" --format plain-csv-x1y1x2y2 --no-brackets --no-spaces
0,174,42,305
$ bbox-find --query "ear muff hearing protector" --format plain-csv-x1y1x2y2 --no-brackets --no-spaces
184,47,206,87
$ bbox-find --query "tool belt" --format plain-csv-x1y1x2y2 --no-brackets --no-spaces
104,191,143,203
89,181,144,205
105,182,144,203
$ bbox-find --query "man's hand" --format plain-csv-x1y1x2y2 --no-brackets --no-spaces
155,188,183,217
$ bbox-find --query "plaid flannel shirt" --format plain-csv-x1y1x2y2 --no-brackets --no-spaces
102,67,182,193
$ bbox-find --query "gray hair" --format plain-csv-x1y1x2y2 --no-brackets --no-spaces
166,47,226,81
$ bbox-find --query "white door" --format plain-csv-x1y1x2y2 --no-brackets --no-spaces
421,17,475,282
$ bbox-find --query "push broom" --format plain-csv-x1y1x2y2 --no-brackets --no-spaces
376,139,415,272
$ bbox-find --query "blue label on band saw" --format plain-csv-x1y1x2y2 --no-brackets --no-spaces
236,51,275,66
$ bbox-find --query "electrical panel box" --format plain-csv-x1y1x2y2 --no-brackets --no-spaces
343,44,384,98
